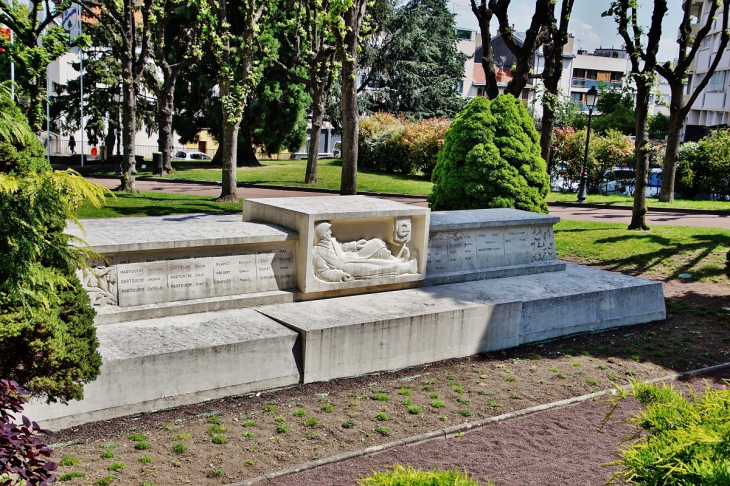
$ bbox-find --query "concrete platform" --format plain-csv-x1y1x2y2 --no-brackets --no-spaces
24,309,301,430
256,264,664,383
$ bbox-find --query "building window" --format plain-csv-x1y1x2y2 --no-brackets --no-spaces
708,70,728,92
702,36,711,48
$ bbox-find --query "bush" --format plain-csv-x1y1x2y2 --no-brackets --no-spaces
358,113,449,178
1,379,58,484
606,381,730,485
357,465,490,486
0,88,108,403
693,130,730,200
429,95,549,213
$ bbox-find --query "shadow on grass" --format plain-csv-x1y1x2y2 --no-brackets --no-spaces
81,193,241,218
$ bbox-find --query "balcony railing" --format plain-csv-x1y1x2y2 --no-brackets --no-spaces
571,78,623,89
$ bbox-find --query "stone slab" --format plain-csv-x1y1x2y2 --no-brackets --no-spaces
256,264,664,383
68,214,296,253
423,260,566,286
429,208,560,231
244,196,430,295
24,309,301,429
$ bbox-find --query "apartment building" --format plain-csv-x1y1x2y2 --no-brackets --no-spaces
684,0,730,140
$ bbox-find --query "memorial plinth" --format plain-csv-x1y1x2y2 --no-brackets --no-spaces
243,196,430,295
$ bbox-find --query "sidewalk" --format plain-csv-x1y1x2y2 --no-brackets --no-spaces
85,177,730,229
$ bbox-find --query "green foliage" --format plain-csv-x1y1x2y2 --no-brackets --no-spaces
358,113,450,178
374,426,390,436
407,406,422,415
357,465,488,486
172,432,192,441
375,413,389,421
94,476,115,486
211,435,228,445
134,442,151,451
59,472,85,481
172,443,188,454
429,95,549,213
59,456,80,467
100,450,115,459
592,104,636,136
107,462,126,471
648,113,670,139
138,455,153,463
128,433,149,442
607,381,730,485
676,131,730,201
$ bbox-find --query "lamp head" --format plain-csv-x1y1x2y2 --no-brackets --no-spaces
586,86,599,108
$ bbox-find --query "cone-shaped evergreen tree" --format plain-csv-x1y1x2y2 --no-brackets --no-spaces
429,95,549,213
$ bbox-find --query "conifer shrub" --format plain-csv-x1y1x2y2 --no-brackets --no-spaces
0,86,107,402
429,94,549,213
357,465,490,486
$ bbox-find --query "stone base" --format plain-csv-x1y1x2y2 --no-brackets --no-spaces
255,263,664,384
24,309,301,430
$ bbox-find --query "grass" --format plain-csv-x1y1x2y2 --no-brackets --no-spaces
172,432,192,441
554,220,730,283
77,191,241,218
130,158,433,195
547,191,730,212
59,472,84,481
59,456,80,467
127,433,148,442
172,443,188,454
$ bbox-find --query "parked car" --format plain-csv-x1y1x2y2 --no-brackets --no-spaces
602,167,662,197
174,150,212,161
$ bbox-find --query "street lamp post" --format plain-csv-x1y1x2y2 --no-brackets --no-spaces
576,86,599,203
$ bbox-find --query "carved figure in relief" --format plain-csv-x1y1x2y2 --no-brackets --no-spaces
76,265,118,307
312,222,417,283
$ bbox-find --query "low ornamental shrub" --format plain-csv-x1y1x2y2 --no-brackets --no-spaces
676,130,730,200
0,379,58,485
357,465,491,486
605,380,730,485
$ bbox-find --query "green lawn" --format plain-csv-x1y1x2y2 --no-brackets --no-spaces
554,220,730,283
76,192,241,218
547,192,730,212
133,158,433,196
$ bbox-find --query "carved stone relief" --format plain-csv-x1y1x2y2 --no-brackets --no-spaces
77,265,118,307
312,219,418,283
531,225,556,261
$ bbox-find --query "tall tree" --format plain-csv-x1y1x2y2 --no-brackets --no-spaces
145,1,202,174
537,0,575,164
656,0,729,202
605,0,667,230
275,0,337,184
0,0,86,133
330,0,368,195
82,0,155,192
469,0,550,100
359,0,467,119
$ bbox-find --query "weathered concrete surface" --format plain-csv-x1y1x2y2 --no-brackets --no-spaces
256,290,523,383
423,260,566,286
430,208,560,231
25,309,301,429
256,264,664,383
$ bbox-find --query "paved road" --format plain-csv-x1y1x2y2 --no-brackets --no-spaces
87,177,730,229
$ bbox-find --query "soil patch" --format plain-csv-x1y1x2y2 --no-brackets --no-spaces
46,276,730,486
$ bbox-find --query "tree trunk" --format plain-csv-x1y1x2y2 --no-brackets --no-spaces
237,127,260,167
629,84,651,230
218,82,240,202
28,80,43,134
340,42,358,195
540,102,556,172
157,83,176,174
658,87,686,203
118,71,138,193
306,91,324,184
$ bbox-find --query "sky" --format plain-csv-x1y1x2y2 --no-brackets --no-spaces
451,1,685,63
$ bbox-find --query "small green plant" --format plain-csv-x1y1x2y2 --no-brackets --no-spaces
358,465,484,485
571,362,582,367
211,435,229,445
305,418,319,427
243,431,256,439
556,373,566,379
172,443,188,454
438,415,448,421
429,393,440,399
242,420,258,427
59,472,85,481
423,379,436,384
529,365,537,372
172,432,192,441
504,376,516,382
398,389,412,396
100,450,115,459
127,433,149,442
453,387,465,393
321,404,335,413
263,404,277,414
529,354,542,360
213,468,223,477
402,398,413,406
293,409,307,417
488,401,502,408
275,425,290,434
626,370,637,377
473,367,484,373
139,456,153,463
431,400,445,408
455,397,470,405
162,423,180,431
375,412,389,421
244,459,254,466
206,416,223,425
630,355,642,363
581,351,590,356
458,409,473,417
422,385,432,391
208,424,227,435
549,367,558,372
564,354,573,359
94,476,115,486
273,416,286,423
101,442,117,450
478,390,495,396
316,394,330,402
407,406,422,414
586,378,599,386
447,381,461,387
59,456,80,467
375,426,390,436
373,394,389,402
249,443,260,452
134,442,151,451
607,372,620,381
597,364,608,370
108,462,126,471
306,431,321,440
446,374,457,380
342,419,355,429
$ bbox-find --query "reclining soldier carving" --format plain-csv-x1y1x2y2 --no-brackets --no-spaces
312,219,418,283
